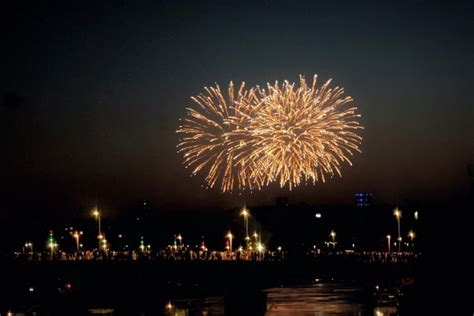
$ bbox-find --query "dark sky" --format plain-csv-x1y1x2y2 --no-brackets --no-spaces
1,0,473,218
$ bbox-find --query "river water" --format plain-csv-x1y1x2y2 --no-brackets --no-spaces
6,281,398,315
155,281,395,316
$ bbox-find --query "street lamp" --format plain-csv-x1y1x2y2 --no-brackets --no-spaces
177,234,183,246
386,234,391,253
24,242,33,255
71,230,83,257
101,238,108,252
253,232,260,245
226,231,233,254
408,230,415,250
256,242,265,257
92,208,101,233
393,208,402,253
140,237,145,252
47,231,56,260
92,208,102,251
330,230,336,250
241,207,250,248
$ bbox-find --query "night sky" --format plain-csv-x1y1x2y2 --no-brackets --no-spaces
1,0,473,219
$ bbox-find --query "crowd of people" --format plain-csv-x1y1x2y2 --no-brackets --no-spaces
15,245,418,263
15,244,288,262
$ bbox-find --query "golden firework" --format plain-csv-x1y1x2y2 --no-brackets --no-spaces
176,75,363,192
248,75,363,189
176,82,263,192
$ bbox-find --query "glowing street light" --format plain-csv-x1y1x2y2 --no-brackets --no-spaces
47,231,57,260
177,234,183,246
226,231,233,253
408,230,416,250
101,238,108,251
71,230,83,256
24,242,33,254
241,207,250,248
256,242,265,260
386,234,391,253
393,208,402,253
92,208,101,232
253,231,260,245
92,207,102,251
139,237,145,252
330,230,336,249
165,301,174,314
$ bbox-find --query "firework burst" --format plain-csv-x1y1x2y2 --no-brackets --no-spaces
248,75,363,189
177,75,363,192
176,82,263,192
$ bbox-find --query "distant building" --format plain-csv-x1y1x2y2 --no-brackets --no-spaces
355,192,372,207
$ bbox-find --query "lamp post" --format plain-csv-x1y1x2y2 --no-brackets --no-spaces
256,242,264,260
24,242,33,255
92,208,102,252
71,230,83,257
47,231,56,261
330,230,336,250
386,234,391,253
408,230,415,250
140,237,145,252
226,231,233,256
253,232,259,245
241,207,250,249
177,234,183,247
101,237,108,253
393,208,402,253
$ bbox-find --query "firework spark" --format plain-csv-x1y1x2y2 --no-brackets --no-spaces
177,75,363,192
248,75,363,189
176,82,263,192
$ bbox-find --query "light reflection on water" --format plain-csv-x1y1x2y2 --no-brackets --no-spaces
169,281,395,316
6,282,398,315
88,309,114,315
266,282,368,315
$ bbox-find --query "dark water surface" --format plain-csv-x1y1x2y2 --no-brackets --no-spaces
5,281,398,316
